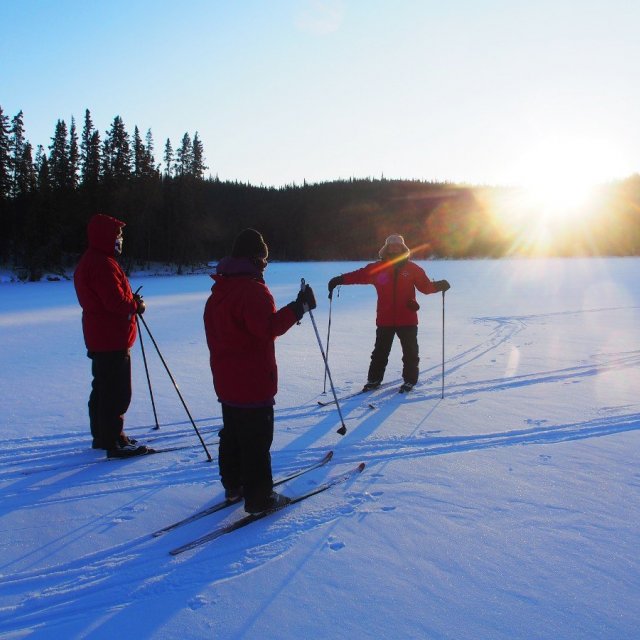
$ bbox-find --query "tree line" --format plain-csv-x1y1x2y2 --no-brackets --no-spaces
1,105,639,280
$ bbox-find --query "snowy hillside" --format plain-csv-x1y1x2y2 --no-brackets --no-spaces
1,258,639,639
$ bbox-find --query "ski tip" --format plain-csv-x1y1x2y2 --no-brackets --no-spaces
326,450,334,461
336,425,347,436
357,462,366,472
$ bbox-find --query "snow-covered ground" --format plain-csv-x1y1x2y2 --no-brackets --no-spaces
1,258,639,639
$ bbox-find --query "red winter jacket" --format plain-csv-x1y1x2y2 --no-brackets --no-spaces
341,259,438,326
74,214,139,352
203,257,298,406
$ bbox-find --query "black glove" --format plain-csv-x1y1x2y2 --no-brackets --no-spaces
297,284,317,312
133,292,146,315
328,275,343,299
434,280,450,293
289,284,317,321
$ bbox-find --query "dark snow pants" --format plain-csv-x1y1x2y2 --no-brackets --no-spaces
88,350,132,449
367,326,419,385
218,404,274,507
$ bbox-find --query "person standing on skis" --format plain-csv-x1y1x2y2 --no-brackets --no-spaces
74,213,149,458
327,234,450,393
204,228,317,514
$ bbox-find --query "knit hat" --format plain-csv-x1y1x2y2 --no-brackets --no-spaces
231,228,269,259
379,234,410,259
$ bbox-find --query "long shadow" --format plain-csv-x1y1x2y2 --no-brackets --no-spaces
0,425,220,477
402,351,640,407
337,412,640,467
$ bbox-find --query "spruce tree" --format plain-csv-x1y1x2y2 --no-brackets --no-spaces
145,128,156,177
10,110,26,197
104,115,131,181
68,116,79,189
49,119,69,190
191,132,207,179
81,109,101,185
133,125,145,177
175,133,192,176
35,145,50,192
0,106,10,201
101,134,112,182
15,143,36,196
163,138,173,177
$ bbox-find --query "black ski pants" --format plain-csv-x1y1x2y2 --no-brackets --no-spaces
367,326,419,385
218,404,274,506
88,350,132,449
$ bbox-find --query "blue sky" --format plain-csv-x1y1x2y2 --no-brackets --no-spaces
2,0,639,187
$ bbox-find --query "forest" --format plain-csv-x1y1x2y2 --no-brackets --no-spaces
1,105,639,280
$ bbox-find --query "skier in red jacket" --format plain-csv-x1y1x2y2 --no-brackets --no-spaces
204,228,317,513
327,234,450,393
74,213,148,458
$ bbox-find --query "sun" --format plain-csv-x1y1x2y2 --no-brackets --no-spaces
521,171,596,219
514,137,604,219
486,134,619,255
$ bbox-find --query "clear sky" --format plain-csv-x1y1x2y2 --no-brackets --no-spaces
2,0,639,188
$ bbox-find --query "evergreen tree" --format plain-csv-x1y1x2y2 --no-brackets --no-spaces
101,134,112,182
175,133,192,176
145,128,156,177
0,106,10,201
191,132,207,179
103,115,131,181
68,116,79,189
49,119,69,190
163,138,173,177
133,125,145,177
10,110,26,197
85,131,101,185
15,142,36,196
112,116,132,181
81,109,101,185
34,145,50,192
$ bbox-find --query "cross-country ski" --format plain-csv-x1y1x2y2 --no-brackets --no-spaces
169,462,366,555
152,451,333,537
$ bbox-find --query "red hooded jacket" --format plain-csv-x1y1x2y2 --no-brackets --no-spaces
203,257,298,406
341,259,438,326
74,214,139,351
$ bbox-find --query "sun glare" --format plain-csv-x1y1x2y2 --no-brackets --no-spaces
515,137,605,219
521,173,595,219
485,135,617,255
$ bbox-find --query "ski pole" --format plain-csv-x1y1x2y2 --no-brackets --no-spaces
137,314,213,461
322,295,333,394
134,287,159,430
136,314,160,430
301,278,347,435
441,290,446,399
